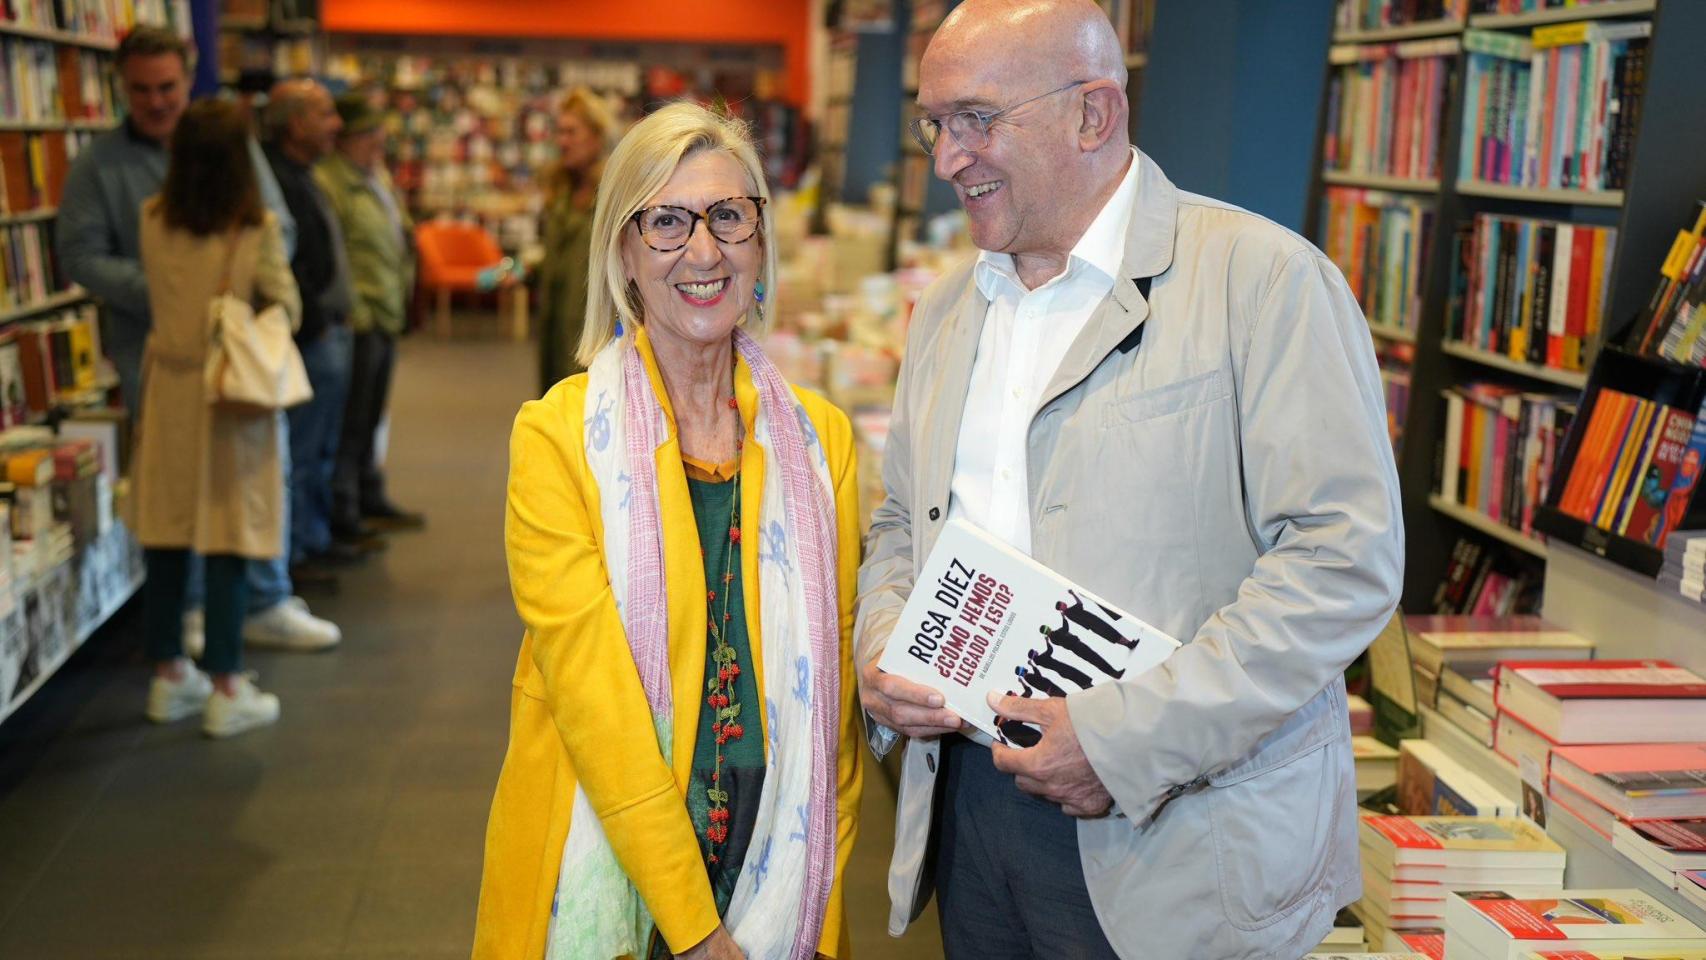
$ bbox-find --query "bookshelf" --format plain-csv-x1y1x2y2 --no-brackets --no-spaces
1322,170,1440,192
1307,0,1706,613
217,0,323,84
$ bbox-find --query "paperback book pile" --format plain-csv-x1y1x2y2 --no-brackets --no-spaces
1458,21,1650,195
1399,740,1519,818
1437,385,1576,539
1321,187,1434,336
1356,815,1566,948
1442,888,1706,959
1403,616,1592,733
877,519,1179,746
1658,530,1704,604
1362,734,1404,798
1494,660,1706,772
1548,743,1706,842
1447,215,1616,373
1553,391,1706,548
1324,38,1457,182
1611,819,1706,896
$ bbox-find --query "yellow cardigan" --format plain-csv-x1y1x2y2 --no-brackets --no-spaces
474,330,865,959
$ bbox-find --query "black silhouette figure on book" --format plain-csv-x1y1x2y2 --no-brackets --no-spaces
1015,664,1067,698
1028,640,1094,691
1037,622,1125,682
1056,589,1142,649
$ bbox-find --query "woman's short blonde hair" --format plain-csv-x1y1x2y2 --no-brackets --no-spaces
577,101,777,366
558,86,616,141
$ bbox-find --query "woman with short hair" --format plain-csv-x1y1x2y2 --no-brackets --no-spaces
475,101,864,960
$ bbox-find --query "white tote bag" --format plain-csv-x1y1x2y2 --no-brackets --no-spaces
204,231,311,412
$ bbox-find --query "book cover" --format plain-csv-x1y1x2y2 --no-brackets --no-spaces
1625,407,1698,543
877,519,1180,745
1454,889,1702,941
1361,815,1560,858
1653,407,1706,549
1501,660,1706,700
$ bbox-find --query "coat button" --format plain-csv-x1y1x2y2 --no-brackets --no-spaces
926,753,936,773
928,507,940,521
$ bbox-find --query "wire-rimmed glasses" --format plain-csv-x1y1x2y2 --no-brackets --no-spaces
908,80,1090,156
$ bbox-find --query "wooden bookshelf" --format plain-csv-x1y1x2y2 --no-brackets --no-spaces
1429,494,1549,558
1454,179,1625,207
1305,0,1706,613
0,287,92,324
1468,0,1657,30
1332,17,1465,44
1439,340,1590,388
1322,170,1440,192
0,22,118,51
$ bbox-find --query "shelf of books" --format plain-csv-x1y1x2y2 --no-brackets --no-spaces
217,0,322,84
0,4,186,727
1311,0,1706,617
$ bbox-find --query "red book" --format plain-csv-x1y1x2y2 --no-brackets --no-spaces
1563,227,1593,365
1623,407,1698,545
1496,660,1706,744
1550,743,1706,820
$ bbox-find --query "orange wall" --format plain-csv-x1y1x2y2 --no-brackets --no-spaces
322,0,811,105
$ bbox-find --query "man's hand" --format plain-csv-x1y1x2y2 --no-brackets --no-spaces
987,692,1113,818
676,924,744,960
859,659,962,739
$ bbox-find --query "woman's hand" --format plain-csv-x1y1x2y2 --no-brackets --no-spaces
676,925,744,960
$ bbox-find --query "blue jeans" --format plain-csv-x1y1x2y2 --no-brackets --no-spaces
288,325,353,564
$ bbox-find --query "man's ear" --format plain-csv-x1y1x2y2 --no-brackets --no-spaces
1077,81,1127,152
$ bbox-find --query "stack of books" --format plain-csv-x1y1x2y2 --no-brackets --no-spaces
1399,740,1519,818
1356,815,1566,949
1442,888,1706,958
1553,391,1706,549
1437,385,1577,539
1459,21,1651,195
1446,214,1616,373
1659,530,1704,605
1612,819,1706,898
1361,734,1404,798
1404,616,1593,743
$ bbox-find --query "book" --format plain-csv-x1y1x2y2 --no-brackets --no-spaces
1398,740,1517,818
1442,666,1498,717
1437,685,1496,748
1496,661,1706,745
1435,387,1576,536
1359,734,1402,797
1444,889,1705,959
1405,616,1592,678
877,518,1180,745
1612,819,1706,883
1521,951,1706,960
1550,743,1706,821
1683,871,1706,913
1351,692,1376,736
1360,815,1564,873
1322,187,1434,337
1451,214,1616,372
1387,928,1445,960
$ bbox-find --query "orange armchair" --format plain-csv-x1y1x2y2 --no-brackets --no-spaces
415,219,528,340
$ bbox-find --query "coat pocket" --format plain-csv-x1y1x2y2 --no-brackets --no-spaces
1101,369,1229,427
1205,736,1338,931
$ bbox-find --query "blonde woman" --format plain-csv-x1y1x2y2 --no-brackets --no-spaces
537,88,616,394
475,102,863,960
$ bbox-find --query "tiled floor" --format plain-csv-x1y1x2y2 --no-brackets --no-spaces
0,332,940,959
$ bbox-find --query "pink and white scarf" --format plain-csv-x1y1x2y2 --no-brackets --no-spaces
546,328,841,960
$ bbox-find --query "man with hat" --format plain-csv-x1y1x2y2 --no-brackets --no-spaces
317,91,425,539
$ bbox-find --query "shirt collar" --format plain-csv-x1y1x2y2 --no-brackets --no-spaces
974,146,1141,298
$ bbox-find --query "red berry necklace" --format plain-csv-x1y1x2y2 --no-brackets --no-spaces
703,393,744,864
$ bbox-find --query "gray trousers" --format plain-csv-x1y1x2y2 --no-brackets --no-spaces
934,735,1121,960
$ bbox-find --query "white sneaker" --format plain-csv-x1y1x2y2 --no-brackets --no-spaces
145,660,214,723
202,675,281,738
242,597,341,651
182,608,205,660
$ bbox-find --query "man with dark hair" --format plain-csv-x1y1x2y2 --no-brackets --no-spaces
263,79,368,581
58,27,340,656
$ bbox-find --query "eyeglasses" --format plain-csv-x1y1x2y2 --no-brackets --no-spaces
629,196,767,252
909,80,1090,156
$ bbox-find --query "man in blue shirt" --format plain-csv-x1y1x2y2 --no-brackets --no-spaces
57,28,340,658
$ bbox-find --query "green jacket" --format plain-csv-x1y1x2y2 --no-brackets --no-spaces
537,186,596,392
315,153,415,336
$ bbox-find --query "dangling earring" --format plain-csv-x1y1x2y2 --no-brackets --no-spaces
753,279,766,325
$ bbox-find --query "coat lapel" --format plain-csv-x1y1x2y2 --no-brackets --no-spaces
916,280,988,541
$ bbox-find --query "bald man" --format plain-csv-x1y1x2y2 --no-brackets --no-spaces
852,1,1403,957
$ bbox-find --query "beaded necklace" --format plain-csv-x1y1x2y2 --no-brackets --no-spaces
702,391,745,864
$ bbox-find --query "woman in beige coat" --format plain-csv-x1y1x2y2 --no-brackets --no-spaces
137,99,302,739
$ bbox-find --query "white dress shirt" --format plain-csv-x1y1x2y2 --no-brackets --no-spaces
947,149,1140,555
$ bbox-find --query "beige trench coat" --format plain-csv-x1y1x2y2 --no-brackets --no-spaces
133,200,302,558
